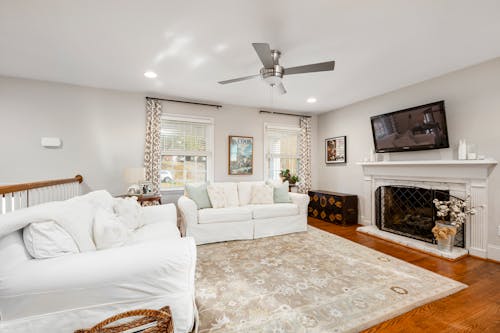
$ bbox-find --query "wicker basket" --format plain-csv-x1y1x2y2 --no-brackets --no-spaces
75,306,174,333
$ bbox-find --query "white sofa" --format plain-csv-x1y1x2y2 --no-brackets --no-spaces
178,181,310,245
0,191,196,333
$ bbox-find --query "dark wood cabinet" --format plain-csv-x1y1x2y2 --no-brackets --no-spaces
308,190,358,226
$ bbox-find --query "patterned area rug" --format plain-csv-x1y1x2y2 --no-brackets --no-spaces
195,227,466,332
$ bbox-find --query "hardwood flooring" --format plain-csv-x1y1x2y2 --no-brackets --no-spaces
308,217,500,333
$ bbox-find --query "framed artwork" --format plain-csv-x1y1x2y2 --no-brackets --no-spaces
325,136,346,164
228,135,253,175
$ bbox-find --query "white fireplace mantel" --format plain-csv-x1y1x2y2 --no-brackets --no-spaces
358,159,498,259
357,159,497,181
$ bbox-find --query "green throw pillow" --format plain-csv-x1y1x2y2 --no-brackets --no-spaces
267,180,292,203
185,182,212,209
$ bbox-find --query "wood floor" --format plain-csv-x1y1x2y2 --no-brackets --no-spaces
308,218,500,333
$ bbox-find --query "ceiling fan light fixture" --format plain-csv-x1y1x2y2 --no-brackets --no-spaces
307,97,317,103
263,75,282,86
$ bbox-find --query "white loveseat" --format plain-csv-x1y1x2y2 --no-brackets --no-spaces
0,191,196,333
178,181,310,245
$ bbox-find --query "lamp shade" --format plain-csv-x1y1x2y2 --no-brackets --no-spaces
123,167,145,184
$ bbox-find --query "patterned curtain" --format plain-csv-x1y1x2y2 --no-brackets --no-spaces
144,98,162,194
297,117,312,194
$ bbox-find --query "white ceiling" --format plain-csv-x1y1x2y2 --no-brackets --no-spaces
1,0,500,113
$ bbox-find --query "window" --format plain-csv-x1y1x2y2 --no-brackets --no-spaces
265,125,301,180
160,115,213,190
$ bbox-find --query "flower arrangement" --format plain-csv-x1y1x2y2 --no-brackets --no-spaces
431,196,477,241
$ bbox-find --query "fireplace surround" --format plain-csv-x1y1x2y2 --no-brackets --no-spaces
358,160,497,259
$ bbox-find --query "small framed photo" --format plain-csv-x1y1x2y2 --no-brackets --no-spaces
325,136,346,164
228,135,253,175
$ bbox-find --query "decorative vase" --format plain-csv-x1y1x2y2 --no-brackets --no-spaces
458,139,467,160
433,222,457,252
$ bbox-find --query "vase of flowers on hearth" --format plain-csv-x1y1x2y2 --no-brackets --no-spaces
432,196,476,252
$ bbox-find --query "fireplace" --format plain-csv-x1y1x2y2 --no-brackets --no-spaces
375,186,464,248
358,160,497,259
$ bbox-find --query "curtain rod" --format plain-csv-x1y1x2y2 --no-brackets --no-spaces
146,96,222,109
260,110,312,118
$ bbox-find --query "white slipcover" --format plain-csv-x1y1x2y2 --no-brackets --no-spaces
179,184,310,245
250,203,299,219
0,197,196,333
198,207,252,224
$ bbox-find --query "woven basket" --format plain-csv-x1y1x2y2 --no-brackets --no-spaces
74,306,174,333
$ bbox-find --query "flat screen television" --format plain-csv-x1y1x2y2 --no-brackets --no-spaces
370,101,449,153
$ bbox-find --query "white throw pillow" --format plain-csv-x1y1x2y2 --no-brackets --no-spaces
113,197,142,230
23,221,79,259
250,184,274,204
207,184,226,208
209,182,239,207
56,201,97,252
238,181,265,206
93,209,130,250
221,182,239,207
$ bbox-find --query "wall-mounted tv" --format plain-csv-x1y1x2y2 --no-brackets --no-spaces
370,101,449,153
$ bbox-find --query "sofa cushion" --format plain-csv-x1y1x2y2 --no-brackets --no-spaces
23,221,79,258
198,207,252,224
237,181,265,206
185,182,212,209
127,220,180,245
250,203,299,219
250,183,274,205
0,231,32,268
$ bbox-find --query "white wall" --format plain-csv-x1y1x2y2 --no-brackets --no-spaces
0,76,318,195
0,76,145,194
317,57,500,253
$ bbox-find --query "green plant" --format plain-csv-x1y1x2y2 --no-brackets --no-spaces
279,169,291,179
289,175,299,184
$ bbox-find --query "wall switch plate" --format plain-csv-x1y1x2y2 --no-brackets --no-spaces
498,225,500,237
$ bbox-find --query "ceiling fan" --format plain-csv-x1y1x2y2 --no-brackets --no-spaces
218,43,335,94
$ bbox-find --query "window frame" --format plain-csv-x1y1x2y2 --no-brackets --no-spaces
160,113,214,192
264,123,301,181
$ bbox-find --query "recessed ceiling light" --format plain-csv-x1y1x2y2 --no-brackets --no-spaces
144,71,158,79
307,97,317,103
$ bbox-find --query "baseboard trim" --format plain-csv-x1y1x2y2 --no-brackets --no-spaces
487,244,500,262
359,216,371,226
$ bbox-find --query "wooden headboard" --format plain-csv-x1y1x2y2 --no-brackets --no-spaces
0,175,83,214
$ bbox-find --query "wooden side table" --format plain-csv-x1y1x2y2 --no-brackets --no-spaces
118,194,162,206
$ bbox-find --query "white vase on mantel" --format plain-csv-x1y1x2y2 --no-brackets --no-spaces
458,139,467,160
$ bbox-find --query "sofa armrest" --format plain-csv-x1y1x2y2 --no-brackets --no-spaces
177,196,199,234
140,203,177,226
289,192,310,215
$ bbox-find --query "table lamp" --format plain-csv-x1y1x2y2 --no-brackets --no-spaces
124,167,145,195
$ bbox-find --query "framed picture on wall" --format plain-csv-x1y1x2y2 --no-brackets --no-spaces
228,135,253,175
325,136,346,164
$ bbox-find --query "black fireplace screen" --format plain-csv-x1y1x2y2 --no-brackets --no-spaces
375,186,464,248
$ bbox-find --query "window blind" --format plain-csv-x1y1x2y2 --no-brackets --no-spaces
160,119,210,155
266,127,300,159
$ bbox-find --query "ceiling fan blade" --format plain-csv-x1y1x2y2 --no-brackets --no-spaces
252,43,274,68
218,74,260,84
284,61,335,75
276,82,287,95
